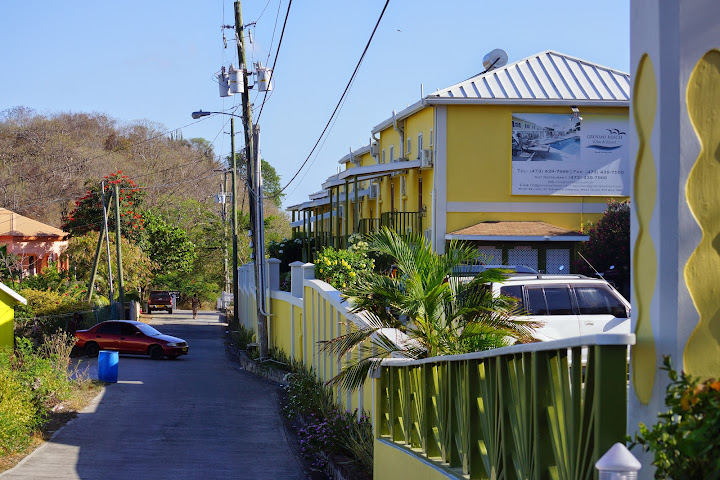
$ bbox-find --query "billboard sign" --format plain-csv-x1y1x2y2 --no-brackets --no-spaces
511,113,630,196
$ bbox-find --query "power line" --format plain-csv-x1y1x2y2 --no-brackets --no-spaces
256,0,292,123
278,0,390,194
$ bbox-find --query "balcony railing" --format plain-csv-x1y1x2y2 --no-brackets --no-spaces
380,211,423,237
358,218,381,235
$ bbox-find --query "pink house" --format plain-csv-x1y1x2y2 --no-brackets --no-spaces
0,208,69,275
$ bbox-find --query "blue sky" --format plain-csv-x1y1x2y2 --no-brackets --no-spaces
1,0,629,209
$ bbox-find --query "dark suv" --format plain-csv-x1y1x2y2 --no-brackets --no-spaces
148,291,173,314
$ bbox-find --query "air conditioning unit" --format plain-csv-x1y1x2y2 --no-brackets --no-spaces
370,143,379,156
420,149,433,169
391,169,408,177
369,184,379,199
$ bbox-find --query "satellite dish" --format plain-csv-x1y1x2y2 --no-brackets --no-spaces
482,49,508,72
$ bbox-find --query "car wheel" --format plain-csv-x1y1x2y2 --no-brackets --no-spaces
168,308,173,314
166,355,178,360
85,342,100,357
149,345,164,360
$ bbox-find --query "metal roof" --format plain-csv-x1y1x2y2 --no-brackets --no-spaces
428,50,630,103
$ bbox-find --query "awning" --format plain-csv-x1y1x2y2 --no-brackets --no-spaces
446,221,589,242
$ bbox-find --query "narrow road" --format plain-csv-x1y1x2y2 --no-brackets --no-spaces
2,310,306,480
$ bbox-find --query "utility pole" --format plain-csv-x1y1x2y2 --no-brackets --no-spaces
230,117,239,328
114,183,125,319
234,0,268,358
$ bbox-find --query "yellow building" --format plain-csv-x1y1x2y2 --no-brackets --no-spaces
0,282,27,348
289,50,630,272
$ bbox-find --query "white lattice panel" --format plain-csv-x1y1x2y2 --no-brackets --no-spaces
546,248,570,274
477,247,502,264
508,248,538,270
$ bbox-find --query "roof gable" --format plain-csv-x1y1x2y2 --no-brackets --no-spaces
429,50,630,102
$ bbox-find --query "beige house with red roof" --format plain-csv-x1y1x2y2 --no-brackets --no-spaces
0,208,69,276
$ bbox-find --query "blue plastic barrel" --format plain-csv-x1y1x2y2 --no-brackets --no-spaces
98,350,119,383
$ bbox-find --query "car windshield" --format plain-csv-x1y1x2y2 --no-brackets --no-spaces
136,323,162,337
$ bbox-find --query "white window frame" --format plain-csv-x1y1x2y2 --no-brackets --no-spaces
417,133,423,158
407,137,412,155
382,149,386,164
390,145,394,162
429,129,433,146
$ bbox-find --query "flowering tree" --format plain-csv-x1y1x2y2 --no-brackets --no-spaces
62,171,146,240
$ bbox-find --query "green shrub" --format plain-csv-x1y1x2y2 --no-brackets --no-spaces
631,356,720,478
0,366,38,455
314,244,373,292
281,365,373,474
0,334,79,455
230,324,255,350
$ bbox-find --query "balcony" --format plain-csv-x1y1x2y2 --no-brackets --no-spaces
380,211,423,237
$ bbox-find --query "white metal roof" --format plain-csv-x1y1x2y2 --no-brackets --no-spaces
429,50,630,103
337,144,371,164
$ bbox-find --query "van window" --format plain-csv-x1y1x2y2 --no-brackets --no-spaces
500,285,523,303
525,287,547,315
544,287,573,315
525,286,573,315
575,286,624,315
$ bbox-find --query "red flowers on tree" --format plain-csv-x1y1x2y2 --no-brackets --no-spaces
62,171,146,240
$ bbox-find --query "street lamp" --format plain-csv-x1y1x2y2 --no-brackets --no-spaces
192,110,242,327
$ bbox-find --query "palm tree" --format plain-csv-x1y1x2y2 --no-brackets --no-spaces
320,228,537,391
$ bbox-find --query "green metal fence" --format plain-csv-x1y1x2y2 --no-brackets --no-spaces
376,334,634,480
380,211,423,237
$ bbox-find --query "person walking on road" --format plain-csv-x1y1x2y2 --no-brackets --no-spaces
191,294,200,319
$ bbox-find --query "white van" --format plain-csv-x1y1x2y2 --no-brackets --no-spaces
488,274,631,342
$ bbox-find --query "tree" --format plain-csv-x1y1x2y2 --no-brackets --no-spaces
139,210,196,274
321,228,537,391
62,171,146,240
577,200,630,295
63,233,155,300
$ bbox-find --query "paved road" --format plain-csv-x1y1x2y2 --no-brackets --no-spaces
2,310,306,480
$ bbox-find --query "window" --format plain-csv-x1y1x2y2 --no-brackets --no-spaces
500,285,524,305
525,286,573,315
429,129,433,146
382,149,386,164
121,323,139,336
418,133,423,155
575,287,625,315
407,138,411,154
390,145,394,162
544,287,573,315
97,322,121,335
525,287,547,315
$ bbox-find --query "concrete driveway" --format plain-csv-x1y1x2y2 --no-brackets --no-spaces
2,310,306,480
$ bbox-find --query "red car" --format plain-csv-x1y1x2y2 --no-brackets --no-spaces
75,320,189,360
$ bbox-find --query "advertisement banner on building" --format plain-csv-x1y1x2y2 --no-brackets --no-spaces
511,113,629,196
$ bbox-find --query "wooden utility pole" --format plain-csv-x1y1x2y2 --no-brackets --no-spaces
234,0,268,358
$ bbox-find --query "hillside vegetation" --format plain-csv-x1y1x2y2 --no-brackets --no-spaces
0,106,290,305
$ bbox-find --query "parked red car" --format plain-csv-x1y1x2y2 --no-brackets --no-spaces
75,320,189,360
